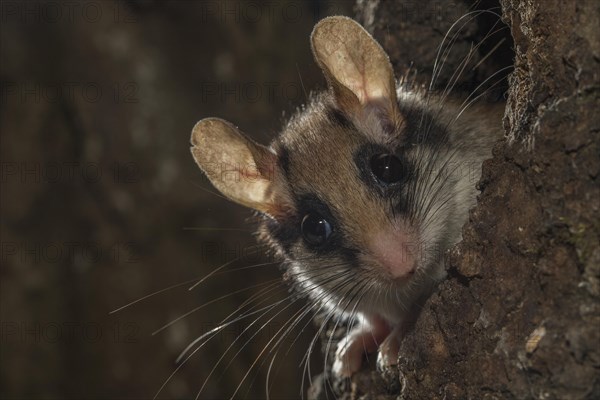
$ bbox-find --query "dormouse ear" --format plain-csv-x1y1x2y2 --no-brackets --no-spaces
311,16,401,127
190,118,288,217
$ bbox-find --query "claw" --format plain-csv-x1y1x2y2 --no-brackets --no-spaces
333,334,363,377
376,327,401,372
331,315,392,378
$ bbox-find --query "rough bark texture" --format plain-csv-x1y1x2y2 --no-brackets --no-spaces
310,0,600,399
1,1,597,399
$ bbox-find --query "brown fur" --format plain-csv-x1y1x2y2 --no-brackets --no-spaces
190,17,504,364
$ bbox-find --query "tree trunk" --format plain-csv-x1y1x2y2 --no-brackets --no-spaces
310,0,600,398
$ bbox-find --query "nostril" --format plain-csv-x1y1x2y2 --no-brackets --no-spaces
368,228,416,279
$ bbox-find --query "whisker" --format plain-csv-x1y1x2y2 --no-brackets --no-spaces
453,66,511,120
176,281,288,363
472,36,506,71
110,249,271,315
227,299,315,399
262,271,356,398
154,292,289,400
151,279,279,336
301,287,350,392
430,10,487,91
195,295,303,399
322,279,371,395
187,248,266,291
109,277,203,314
182,227,251,232
189,180,233,202
172,281,305,399
296,62,308,100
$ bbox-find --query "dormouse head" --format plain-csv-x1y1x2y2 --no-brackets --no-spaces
191,17,459,320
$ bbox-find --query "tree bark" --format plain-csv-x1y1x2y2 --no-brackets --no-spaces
310,0,600,398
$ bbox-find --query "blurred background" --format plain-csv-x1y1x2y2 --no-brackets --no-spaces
0,1,353,399
1,0,513,398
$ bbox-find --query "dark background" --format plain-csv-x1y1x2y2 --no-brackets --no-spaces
0,1,353,399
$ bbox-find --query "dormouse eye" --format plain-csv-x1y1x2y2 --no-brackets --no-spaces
301,213,332,246
370,154,403,184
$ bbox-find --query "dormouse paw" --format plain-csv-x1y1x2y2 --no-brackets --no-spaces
376,329,401,373
332,335,364,378
331,316,392,378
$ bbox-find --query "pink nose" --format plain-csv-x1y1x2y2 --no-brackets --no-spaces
368,229,416,279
